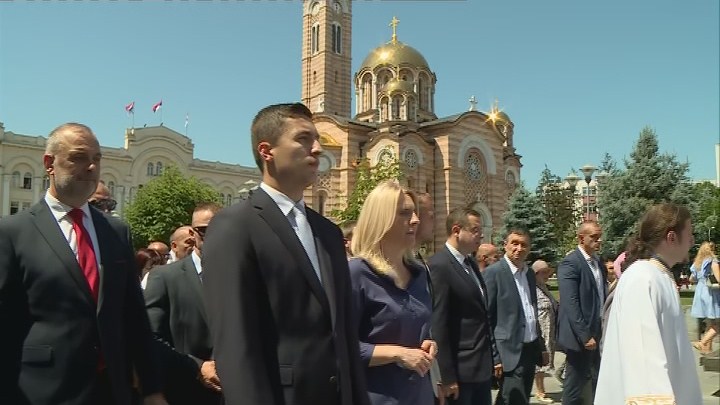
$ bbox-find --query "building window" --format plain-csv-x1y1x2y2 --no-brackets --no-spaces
12,171,21,188
42,176,50,190
220,193,225,206
156,162,163,176
147,163,154,176
23,172,32,190
404,149,418,170
331,24,342,54
10,201,19,215
226,194,232,206
108,181,115,197
463,149,488,206
311,24,320,54
317,191,328,216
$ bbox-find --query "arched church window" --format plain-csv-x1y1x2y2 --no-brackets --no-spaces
463,149,488,206
505,171,517,200
156,162,163,176
333,1,341,13
108,181,115,196
147,163,154,176
311,24,320,54
377,148,395,165
392,96,402,120
404,149,418,170
331,23,342,54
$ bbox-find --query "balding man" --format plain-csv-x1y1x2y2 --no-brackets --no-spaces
88,181,117,214
0,123,166,404
148,241,170,263
168,225,195,264
557,221,607,405
475,243,500,273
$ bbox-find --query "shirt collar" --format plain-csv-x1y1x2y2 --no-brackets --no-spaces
44,191,91,222
578,245,598,262
504,255,526,276
191,250,202,275
445,242,469,267
260,182,305,217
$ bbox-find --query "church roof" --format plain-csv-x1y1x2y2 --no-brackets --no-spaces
360,40,430,71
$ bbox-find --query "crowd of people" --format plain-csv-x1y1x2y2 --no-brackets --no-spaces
0,103,717,405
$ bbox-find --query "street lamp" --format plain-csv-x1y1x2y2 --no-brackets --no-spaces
580,164,597,220
710,226,716,242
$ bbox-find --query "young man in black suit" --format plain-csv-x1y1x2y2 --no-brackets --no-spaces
0,123,166,405
429,207,501,405
144,202,223,405
484,229,547,405
556,221,607,405
202,103,370,405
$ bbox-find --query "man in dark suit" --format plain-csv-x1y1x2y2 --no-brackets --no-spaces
484,229,547,405
0,123,166,405
556,221,607,405
429,208,501,405
144,202,223,405
202,103,370,405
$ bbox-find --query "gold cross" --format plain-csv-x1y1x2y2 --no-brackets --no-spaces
390,16,400,43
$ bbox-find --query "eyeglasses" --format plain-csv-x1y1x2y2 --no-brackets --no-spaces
192,226,208,238
89,198,117,212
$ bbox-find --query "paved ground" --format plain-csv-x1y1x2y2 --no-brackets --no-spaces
489,307,720,404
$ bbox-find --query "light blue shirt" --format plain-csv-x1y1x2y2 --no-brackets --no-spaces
504,255,537,343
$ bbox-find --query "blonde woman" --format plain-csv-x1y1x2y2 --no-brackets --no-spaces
349,180,436,405
690,241,720,354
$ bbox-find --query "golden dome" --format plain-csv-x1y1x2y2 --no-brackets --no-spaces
360,40,430,70
381,78,416,94
496,111,511,123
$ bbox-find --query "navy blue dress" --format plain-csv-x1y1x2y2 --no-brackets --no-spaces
349,258,434,405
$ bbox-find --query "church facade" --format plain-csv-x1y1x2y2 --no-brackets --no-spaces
300,0,522,247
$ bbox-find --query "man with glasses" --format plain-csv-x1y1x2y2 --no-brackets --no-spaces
88,180,117,214
144,203,223,405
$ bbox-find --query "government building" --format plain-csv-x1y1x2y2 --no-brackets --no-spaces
0,1,522,249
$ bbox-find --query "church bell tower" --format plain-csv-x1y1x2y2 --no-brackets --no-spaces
301,0,352,117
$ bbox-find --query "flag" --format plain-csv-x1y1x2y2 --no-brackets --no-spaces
152,100,163,113
125,101,135,114
184,113,189,129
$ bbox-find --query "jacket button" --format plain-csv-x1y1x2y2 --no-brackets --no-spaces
329,376,337,384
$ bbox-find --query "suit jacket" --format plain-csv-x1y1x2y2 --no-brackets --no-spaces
201,188,370,405
0,200,161,405
429,247,498,385
556,248,608,353
483,258,543,372
144,255,222,405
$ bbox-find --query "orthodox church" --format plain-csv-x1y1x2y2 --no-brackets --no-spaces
301,0,522,247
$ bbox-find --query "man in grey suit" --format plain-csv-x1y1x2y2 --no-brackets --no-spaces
0,123,166,405
144,202,223,405
484,228,547,405
556,221,607,405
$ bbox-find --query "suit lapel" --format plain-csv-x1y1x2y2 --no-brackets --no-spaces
31,201,95,306
443,247,484,303
309,211,337,329
500,259,524,314
182,256,209,326
252,190,331,320
90,209,112,313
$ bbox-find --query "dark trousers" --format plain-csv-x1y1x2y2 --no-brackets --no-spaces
92,369,114,404
450,381,492,405
562,349,600,405
495,343,537,405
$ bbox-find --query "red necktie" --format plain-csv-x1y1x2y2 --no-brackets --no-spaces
69,208,99,302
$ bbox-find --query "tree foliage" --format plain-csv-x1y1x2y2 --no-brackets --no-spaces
124,165,221,248
536,166,579,260
501,185,557,265
691,181,720,246
597,127,691,256
331,157,402,223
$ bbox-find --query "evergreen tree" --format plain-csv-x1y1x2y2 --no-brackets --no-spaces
536,166,578,260
597,127,691,256
502,185,557,264
124,165,221,248
691,181,720,246
332,157,402,222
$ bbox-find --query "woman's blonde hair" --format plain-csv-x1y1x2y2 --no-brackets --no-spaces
351,180,416,278
693,241,717,269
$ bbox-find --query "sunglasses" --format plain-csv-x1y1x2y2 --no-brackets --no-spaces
89,198,117,212
193,226,208,238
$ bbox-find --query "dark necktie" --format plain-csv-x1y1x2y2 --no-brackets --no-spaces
69,209,99,302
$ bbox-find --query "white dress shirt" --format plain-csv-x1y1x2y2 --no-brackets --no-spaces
579,246,605,313
445,242,485,301
504,255,537,343
44,191,102,267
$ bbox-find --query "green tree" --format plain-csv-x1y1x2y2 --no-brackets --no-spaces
501,185,557,265
597,127,691,256
536,166,579,260
124,166,221,248
691,181,720,245
331,157,402,222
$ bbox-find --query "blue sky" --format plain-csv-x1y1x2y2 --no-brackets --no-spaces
1,0,718,188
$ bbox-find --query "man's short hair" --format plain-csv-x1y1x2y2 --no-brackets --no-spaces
505,227,530,241
45,122,94,155
194,202,222,214
250,103,313,171
445,207,481,236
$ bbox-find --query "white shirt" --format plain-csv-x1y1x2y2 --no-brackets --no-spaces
191,250,202,277
579,246,605,312
445,242,484,301
44,191,102,267
595,260,702,405
504,255,537,343
260,183,322,282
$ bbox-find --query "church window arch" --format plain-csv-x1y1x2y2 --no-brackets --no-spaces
331,23,342,54
361,73,373,111
108,181,115,196
156,161,163,176
463,148,488,206
404,149,418,170
311,23,320,54
146,163,154,176
391,95,403,120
